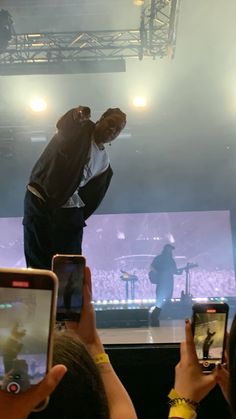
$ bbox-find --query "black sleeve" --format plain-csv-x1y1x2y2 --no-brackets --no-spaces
56,109,77,133
79,166,113,220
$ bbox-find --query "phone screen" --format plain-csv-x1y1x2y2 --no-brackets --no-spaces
0,281,54,393
52,255,85,321
193,309,228,370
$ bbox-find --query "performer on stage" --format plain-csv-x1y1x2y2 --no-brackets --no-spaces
149,244,183,325
23,106,126,269
202,327,216,359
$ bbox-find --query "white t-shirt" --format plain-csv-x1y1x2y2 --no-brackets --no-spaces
62,141,109,208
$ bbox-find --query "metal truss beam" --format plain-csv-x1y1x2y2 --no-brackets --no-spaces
140,0,181,59
0,0,181,74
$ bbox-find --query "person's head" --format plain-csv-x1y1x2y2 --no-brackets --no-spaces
162,244,175,256
11,322,26,339
29,331,109,419
93,108,126,145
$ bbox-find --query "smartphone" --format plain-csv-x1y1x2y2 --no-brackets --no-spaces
0,267,57,395
52,254,85,322
192,302,229,373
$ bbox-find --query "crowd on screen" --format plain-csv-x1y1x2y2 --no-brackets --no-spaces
91,267,236,301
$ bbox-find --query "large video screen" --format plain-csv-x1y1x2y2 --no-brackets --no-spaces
0,211,235,301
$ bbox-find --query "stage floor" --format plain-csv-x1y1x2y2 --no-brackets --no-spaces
99,317,233,345
98,319,185,345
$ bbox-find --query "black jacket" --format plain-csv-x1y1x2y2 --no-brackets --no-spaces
29,109,113,218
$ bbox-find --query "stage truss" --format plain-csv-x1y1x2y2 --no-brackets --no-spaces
0,0,181,74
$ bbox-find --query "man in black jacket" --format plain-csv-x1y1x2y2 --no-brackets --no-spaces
23,106,126,269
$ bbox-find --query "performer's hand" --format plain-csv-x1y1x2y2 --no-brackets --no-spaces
73,106,91,121
174,319,216,402
0,364,67,419
65,267,104,356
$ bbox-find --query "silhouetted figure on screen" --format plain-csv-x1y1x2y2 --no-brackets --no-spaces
2,322,26,374
2,359,31,392
149,244,183,326
202,327,216,359
63,272,77,310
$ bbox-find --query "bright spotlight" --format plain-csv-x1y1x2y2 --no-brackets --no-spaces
133,0,144,5
30,97,47,112
133,96,147,108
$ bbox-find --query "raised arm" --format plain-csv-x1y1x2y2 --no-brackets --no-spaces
56,106,91,133
66,267,137,419
169,319,216,419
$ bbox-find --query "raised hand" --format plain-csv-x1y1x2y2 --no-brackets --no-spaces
174,319,216,402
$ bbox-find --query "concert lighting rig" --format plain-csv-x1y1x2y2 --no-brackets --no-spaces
0,0,181,75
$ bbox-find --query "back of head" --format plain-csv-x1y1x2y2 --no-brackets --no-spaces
162,244,175,255
100,107,126,130
29,332,109,419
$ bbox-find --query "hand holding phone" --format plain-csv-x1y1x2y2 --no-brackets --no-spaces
192,302,229,373
174,319,216,403
65,266,104,356
0,365,67,418
0,268,57,396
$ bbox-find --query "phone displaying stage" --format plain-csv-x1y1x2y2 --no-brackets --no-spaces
192,303,229,373
0,268,57,394
52,254,85,322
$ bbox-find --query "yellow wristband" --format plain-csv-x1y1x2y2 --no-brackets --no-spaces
169,388,181,399
94,353,110,365
169,405,197,419
168,388,199,411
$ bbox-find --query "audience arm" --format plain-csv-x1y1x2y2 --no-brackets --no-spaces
66,266,137,419
169,320,216,419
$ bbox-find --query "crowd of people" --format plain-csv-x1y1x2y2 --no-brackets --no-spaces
90,266,235,301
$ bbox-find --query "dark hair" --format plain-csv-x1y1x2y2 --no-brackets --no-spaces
100,108,126,128
228,314,236,418
29,332,109,419
162,244,175,253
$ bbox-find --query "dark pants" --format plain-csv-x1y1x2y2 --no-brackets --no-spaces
155,277,174,309
23,190,85,269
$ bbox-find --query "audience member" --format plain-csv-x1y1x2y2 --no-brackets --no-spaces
30,268,137,419
60,266,137,419
0,267,137,419
168,317,236,418
29,331,110,419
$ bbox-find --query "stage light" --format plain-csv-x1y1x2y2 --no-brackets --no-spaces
133,0,145,5
30,97,47,112
133,96,147,108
